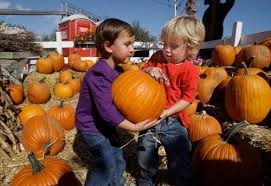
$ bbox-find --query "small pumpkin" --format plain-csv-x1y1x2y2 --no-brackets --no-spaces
36,57,54,74
27,77,51,104
54,82,74,99
188,110,222,143
22,115,65,158
197,75,217,104
6,84,25,104
212,44,236,66
47,101,75,130
112,70,166,123
11,152,75,186
48,51,65,72
68,52,81,67
18,104,46,126
71,59,88,72
67,78,81,93
203,67,228,86
59,70,73,83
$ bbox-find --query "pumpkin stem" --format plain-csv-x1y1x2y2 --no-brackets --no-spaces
241,62,249,75
39,77,46,83
59,100,64,108
223,122,247,143
200,110,207,115
28,152,44,175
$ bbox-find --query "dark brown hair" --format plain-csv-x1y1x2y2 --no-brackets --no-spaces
95,18,134,56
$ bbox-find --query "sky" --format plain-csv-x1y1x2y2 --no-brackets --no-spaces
0,0,271,39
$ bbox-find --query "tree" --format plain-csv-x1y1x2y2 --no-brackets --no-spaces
40,29,57,41
131,21,156,42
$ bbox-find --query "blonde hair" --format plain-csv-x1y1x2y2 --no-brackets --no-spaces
161,15,205,59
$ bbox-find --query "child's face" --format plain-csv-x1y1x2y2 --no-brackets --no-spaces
161,36,189,64
110,30,135,65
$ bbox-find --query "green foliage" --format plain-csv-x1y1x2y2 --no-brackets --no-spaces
131,21,156,42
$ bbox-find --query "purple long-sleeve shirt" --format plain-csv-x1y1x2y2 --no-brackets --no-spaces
75,59,125,133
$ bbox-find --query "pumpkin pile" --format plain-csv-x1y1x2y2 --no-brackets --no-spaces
1,51,97,185
1,38,271,185
190,39,271,186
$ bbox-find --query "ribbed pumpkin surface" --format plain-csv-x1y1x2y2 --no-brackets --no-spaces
11,157,72,186
112,70,166,123
22,115,65,158
193,134,263,186
225,75,271,124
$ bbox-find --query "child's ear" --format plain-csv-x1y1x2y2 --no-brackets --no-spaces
104,41,112,53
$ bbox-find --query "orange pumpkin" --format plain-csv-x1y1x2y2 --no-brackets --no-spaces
68,52,81,67
235,67,264,76
27,78,51,104
197,75,217,104
59,70,73,83
225,65,271,124
18,104,46,126
11,153,75,186
234,45,271,69
48,51,65,72
212,44,236,66
47,101,75,130
203,67,228,86
71,60,88,72
84,59,95,69
6,84,24,104
112,70,166,123
36,57,54,74
193,124,263,186
67,78,81,93
188,110,222,143
54,82,74,99
22,115,65,158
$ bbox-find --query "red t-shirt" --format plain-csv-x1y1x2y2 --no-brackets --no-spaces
143,50,199,128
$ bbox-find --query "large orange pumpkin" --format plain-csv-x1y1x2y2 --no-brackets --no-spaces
22,115,65,158
11,153,76,186
225,67,271,124
112,70,166,123
193,124,263,186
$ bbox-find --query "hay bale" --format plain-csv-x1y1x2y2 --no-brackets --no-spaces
21,70,83,110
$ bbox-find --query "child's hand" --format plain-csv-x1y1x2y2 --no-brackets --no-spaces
144,67,170,86
134,119,159,132
157,109,170,122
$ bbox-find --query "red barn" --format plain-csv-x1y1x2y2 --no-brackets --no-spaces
59,14,97,57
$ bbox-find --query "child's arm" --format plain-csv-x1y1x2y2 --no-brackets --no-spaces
159,100,191,120
118,119,158,132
